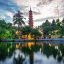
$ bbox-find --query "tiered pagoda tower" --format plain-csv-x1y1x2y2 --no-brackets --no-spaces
28,8,33,28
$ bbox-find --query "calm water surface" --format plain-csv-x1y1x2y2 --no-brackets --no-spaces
0,41,64,64
0,49,64,64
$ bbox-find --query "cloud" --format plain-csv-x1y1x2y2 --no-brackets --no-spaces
6,11,13,18
0,0,64,26
0,0,19,12
37,0,53,6
14,0,64,17
0,0,20,23
34,16,56,22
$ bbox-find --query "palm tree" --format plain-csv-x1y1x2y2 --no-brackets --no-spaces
13,11,25,31
13,11,25,39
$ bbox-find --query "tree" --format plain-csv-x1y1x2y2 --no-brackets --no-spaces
0,43,15,60
0,20,6,27
42,20,51,27
55,19,64,37
61,18,64,25
21,26,32,38
59,25,64,37
0,19,17,39
42,20,51,38
30,28,42,64
42,43,64,63
31,28,42,39
51,19,56,30
22,27,42,64
13,11,25,31
51,19,57,35
56,19,61,30
59,18,64,37
0,20,11,38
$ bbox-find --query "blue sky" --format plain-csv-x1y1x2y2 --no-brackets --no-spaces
0,0,20,23
0,0,64,26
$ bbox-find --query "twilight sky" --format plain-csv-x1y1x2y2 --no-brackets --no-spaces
0,0,64,26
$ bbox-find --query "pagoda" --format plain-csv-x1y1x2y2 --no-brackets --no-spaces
28,8,33,28
22,8,34,40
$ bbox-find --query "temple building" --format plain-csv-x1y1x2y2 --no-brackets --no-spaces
28,8,33,28
22,8,34,40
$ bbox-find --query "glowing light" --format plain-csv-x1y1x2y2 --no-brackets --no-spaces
28,42,34,48
16,31,21,35
16,44,20,48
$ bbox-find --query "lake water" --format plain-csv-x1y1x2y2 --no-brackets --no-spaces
0,49,64,64
0,40,64,64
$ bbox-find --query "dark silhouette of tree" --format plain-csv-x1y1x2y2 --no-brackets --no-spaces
42,20,51,38
31,28,42,39
51,19,56,30
61,18,64,25
22,44,42,64
21,26,32,38
0,43,15,61
57,55,62,62
56,19,61,30
13,11,25,31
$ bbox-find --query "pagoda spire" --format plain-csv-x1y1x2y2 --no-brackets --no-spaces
30,7,31,11
28,7,33,28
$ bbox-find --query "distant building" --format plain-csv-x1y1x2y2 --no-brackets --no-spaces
28,8,33,28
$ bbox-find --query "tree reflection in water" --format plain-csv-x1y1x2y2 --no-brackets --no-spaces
42,43,64,63
0,43,64,64
0,43,15,60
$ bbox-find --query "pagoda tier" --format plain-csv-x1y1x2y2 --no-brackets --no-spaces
28,8,33,28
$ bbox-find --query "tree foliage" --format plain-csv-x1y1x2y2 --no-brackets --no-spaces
41,18,64,38
0,43,15,60
13,11,25,31
0,19,16,39
42,20,52,37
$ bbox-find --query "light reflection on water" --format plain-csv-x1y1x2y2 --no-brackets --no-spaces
0,49,64,64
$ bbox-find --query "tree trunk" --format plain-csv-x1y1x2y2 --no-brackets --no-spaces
18,24,21,39
18,24,19,31
29,51,34,64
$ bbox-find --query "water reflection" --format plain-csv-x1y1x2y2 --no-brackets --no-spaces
0,56,13,64
0,42,64,64
0,50,64,64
